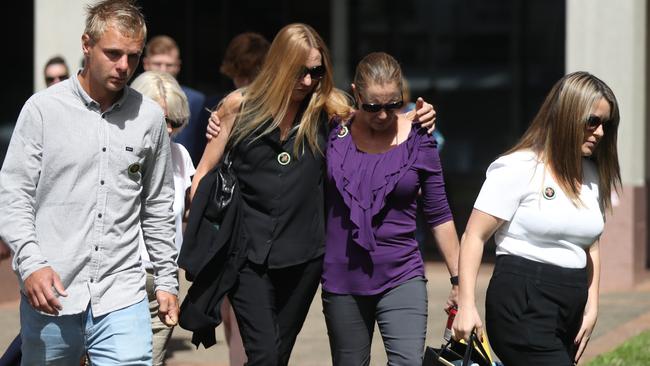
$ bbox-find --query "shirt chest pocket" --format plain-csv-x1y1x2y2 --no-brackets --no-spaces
113,144,147,190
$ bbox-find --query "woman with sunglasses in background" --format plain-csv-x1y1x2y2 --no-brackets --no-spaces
453,72,621,366
322,52,460,365
193,24,436,365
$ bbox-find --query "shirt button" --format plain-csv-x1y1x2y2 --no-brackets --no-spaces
102,147,106,152
100,180,105,185
90,279,94,283
98,213,102,218
94,246,99,251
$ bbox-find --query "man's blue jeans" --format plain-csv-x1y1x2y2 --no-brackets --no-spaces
20,296,152,365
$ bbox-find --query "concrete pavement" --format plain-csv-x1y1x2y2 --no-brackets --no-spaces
1,262,650,365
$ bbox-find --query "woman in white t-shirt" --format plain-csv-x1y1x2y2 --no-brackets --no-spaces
453,72,620,366
131,71,196,366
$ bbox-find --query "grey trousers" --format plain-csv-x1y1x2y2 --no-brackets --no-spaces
322,276,428,366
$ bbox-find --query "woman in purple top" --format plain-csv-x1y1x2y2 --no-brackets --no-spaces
321,52,460,365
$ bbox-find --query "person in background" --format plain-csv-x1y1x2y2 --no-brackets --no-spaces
454,72,620,365
200,30,271,173
131,70,195,366
43,56,70,87
220,32,270,90
321,52,459,365
143,35,206,165
0,0,179,363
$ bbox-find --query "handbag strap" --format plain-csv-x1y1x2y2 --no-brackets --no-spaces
434,338,463,364
462,332,491,366
222,149,233,169
462,334,473,366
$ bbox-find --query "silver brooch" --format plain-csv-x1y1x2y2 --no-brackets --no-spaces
337,125,349,138
277,151,291,166
543,186,556,200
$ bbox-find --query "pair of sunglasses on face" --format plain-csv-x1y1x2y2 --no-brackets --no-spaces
585,115,608,131
297,65,326,80
45,74,69,84
166,117,185,129
357,93,404,113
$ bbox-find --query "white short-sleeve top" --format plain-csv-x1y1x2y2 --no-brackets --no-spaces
474,150,604,268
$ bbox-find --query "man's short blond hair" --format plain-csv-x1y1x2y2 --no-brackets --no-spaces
84,0,146,43
145,35,180,57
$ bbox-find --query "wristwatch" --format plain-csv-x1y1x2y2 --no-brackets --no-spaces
450,276,459,286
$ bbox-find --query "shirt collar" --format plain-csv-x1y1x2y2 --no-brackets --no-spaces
70,69,130,111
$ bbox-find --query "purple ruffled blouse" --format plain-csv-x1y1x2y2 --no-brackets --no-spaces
322,120,453,295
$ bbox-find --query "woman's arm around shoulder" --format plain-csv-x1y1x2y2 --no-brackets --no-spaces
190,92,243,199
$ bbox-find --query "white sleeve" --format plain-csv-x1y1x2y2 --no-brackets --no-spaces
181,145,195,189
474,154,533,221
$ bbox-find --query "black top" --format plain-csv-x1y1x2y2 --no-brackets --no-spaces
232,112,328,268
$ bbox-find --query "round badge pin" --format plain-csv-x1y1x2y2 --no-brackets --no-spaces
543,186,556,200
128,162,141,175
277,151,291,166
337,125,349,138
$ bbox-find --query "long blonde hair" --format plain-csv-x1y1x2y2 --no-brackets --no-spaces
229,23,351,155
506,71,621,210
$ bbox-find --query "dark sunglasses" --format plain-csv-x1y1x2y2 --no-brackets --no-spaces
357,93,404,113
166,117,185,129
586,115,607,130
297,65,326,80
45,74,69,84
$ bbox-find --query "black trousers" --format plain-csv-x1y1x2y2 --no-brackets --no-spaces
485,255,588,366
229,256,323,366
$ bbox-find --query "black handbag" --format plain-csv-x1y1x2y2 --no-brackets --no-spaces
423,332,492,366
203,150,236,225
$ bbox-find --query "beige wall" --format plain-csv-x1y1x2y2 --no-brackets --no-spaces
34,0,87,92
567,0,649,289
567,0,647,185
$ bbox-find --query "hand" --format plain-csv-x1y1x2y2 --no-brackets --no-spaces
205,111,222,140
453,304,483,342
156,290,179,327
0,240,11,261
445,285,459,312
23,266,68,315
574,308,598,363
406,97,436,134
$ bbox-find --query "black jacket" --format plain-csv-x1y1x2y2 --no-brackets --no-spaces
178,164,247,348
